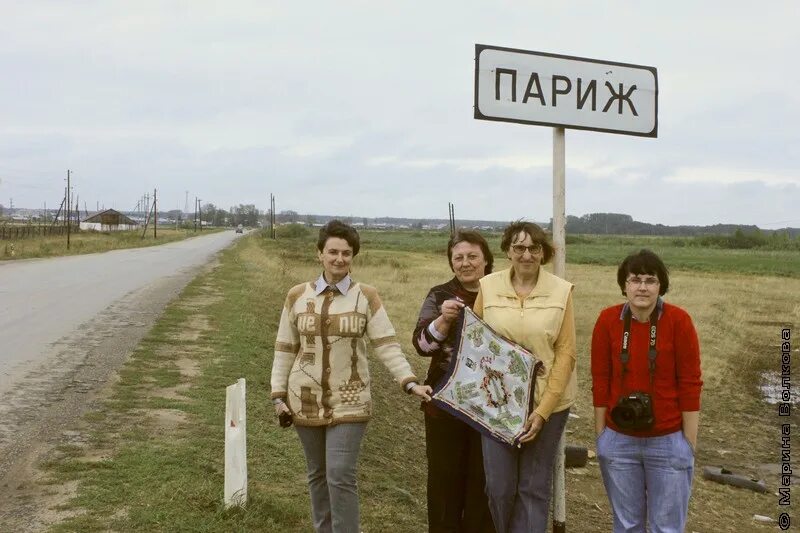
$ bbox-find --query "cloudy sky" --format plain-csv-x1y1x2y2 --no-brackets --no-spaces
1,2,798,227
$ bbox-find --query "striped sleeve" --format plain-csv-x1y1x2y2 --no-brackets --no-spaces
270,297,300,400
364,289,417,389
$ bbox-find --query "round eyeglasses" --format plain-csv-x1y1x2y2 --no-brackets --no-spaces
511,243,543,255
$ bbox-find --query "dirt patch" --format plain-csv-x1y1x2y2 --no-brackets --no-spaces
146,383,192,401
131,408,190,430
173,314,211,341
175,357,201,378
175,288,223,310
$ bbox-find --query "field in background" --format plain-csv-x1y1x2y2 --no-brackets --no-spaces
359,229,800,278
27,230,799,532
0,227,225,261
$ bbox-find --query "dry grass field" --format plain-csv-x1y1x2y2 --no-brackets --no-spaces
0,227,222,260
24,230,798,532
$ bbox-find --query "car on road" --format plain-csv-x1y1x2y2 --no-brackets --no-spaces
235,224,244,233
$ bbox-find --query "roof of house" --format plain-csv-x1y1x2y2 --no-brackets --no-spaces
82,209,138,225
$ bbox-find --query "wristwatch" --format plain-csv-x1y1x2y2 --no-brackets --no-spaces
272,398,285,405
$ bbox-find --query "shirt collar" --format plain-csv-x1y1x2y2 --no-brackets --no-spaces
314,273,352,296
620,296,664,321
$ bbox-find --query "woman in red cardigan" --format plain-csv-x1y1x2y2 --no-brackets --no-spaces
591,249,702,533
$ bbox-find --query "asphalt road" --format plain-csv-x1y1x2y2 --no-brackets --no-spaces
0,230,242,396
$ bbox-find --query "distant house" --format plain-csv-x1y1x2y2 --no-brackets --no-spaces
80,209,138,232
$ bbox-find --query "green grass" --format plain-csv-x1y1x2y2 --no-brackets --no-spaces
566,241,800,277
357,230,800,278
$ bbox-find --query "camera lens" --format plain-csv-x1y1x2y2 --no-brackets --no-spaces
611,393,653,430
611,404,635,428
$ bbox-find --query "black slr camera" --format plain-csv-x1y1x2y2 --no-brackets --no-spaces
611,392,654,430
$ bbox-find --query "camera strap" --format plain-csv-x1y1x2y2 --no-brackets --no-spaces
620,307,658,387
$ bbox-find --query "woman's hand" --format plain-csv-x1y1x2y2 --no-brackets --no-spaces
274,400,290,416
519,412,545,443
439,298,465,324
410,384,433,402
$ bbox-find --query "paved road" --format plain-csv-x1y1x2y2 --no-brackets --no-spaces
0,230,242,396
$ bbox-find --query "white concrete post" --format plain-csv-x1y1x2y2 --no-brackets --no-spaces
224,378,248,508
551,127,567,533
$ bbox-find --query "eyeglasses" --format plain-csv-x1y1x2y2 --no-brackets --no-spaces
510,243,543,255
626,276,660,287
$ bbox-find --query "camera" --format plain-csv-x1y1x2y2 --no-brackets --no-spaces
278,411,294,428
610,392,653,430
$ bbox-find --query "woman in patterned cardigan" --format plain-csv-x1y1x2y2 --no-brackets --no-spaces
270,220,431,533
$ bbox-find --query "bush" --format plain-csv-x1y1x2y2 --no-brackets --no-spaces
276,224,312,239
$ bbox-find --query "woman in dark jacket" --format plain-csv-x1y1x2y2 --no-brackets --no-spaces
412,229,495,533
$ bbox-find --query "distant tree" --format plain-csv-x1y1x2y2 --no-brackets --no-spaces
234,204,260,227
362,217,368,228
305,214,316,226
165,209,183,221
279,210,299,223
201,203,218,226
213,208,229,227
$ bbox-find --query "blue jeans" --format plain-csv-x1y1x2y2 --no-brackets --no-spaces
481,408,569,533
597,428,694,533
295,423,367,533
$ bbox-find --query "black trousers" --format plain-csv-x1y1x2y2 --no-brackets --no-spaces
425,409,496,533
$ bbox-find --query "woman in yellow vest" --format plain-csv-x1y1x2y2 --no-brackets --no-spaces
472,221,576,533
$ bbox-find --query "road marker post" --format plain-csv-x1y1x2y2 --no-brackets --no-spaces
224,378,248,508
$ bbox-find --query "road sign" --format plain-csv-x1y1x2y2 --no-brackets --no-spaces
474,44,658,137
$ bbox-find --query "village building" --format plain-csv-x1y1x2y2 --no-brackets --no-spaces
80,209,138,232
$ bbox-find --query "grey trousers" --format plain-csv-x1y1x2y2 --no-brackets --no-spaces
295,422,367,533
481,409,570,533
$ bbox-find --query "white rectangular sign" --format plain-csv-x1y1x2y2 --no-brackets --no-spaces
474,44,658,137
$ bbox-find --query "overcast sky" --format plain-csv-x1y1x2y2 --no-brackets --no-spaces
1,2,798,227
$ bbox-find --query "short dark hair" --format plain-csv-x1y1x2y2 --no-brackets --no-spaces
317,220,360,256
500,221,555,264
447,230,494,274
616,249,669,296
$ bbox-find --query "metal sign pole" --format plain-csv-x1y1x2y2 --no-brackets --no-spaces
551,126,567,533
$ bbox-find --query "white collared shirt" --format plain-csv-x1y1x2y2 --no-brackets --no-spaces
314,273,352,296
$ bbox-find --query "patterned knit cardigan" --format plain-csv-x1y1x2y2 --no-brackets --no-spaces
270,280,418,426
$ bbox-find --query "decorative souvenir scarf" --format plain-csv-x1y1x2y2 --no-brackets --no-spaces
431,307,542,447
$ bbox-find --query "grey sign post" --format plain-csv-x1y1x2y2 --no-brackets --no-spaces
474,43,658,533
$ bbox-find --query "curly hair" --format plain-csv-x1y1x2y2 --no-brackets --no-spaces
317,220,360,256
499,220,555,264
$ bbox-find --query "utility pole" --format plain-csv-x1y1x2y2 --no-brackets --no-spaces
271,194,276,239
198,198,202,231
66,170,71,249
153,188,157,238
